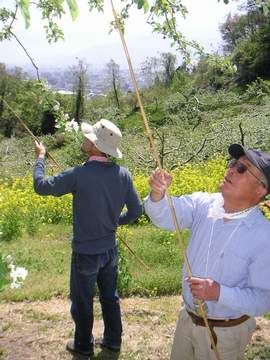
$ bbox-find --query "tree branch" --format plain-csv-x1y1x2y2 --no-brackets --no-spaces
9,30,40,81
181,137,208,165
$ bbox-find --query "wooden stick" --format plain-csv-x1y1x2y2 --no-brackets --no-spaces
118,234,150,271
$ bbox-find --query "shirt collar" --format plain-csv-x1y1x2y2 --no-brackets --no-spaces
88,155,108,162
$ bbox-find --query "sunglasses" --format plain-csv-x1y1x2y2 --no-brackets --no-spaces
228,159,266,187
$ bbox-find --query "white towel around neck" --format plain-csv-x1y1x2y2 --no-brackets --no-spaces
208,195,257,220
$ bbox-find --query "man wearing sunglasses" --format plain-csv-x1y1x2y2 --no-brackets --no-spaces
144,143,270,360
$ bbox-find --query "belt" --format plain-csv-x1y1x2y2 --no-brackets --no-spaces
187,310,250,348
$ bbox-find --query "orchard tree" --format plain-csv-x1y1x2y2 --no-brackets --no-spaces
71,59,89,123
141,52,177,86
141,56,162,86
105,59,122,109
0,66,47,137
160,52,177,85
193,53,236,89
219,0,270,83
220,7,267,55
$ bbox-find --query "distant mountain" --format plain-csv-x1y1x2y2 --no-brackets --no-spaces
3,34,175,70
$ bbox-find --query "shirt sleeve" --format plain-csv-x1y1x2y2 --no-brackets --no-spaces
144,192,202,231
33,157,77,196
118,174,143,225
219,286,270,317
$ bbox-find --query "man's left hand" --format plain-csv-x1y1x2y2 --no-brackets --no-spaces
187,277,220,301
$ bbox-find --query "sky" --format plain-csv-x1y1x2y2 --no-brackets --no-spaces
0,0,240,69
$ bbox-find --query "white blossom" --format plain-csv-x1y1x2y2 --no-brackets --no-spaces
10,266,28,280
53,101,60,111
65,119,79,132
6,256,28,290
10,282,21,289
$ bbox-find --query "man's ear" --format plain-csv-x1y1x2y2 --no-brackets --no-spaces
256,185,267,200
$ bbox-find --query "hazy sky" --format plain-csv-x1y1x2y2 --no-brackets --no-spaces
0,0,240,69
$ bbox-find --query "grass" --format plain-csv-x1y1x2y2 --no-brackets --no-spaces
0,224,71,301
23,309,64,322
124,225,187,296
246,344,270,359
0,224,186,301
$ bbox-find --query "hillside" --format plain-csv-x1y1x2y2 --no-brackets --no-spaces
1,88,270,176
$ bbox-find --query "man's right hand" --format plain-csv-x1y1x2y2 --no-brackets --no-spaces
149,168,172,202
34,140,46,158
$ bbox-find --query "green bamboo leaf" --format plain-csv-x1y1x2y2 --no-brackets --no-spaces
18,0,30,28
66,0,79,21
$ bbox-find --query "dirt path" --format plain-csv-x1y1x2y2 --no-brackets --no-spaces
0,296,269,360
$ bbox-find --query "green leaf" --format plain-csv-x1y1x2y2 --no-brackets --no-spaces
66,0,79,21
263,4,269,16
143,1,150,13
223,0,229,4
135,0,146,10
17,0,30,28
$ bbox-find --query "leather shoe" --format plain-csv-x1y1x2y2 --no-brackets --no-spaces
66,340,94,357
95,338,121,353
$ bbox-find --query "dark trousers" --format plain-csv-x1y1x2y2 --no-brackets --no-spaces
70,246,122,352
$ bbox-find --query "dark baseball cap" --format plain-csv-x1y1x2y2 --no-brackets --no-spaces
228,143,270,193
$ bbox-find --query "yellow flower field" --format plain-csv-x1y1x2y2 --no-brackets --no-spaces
0,156,269,241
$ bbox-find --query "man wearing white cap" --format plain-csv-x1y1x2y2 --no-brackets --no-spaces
34,119,142,358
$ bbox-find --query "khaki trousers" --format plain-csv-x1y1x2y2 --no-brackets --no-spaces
170,307,256,360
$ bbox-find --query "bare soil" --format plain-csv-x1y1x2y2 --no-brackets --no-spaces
0,296,269,360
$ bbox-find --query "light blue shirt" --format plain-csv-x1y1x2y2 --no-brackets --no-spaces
144,192,270,318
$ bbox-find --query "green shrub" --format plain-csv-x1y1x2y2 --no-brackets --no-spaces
0,207,22,242
242,78,270,104
25,211,40,236
0,255,9,292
